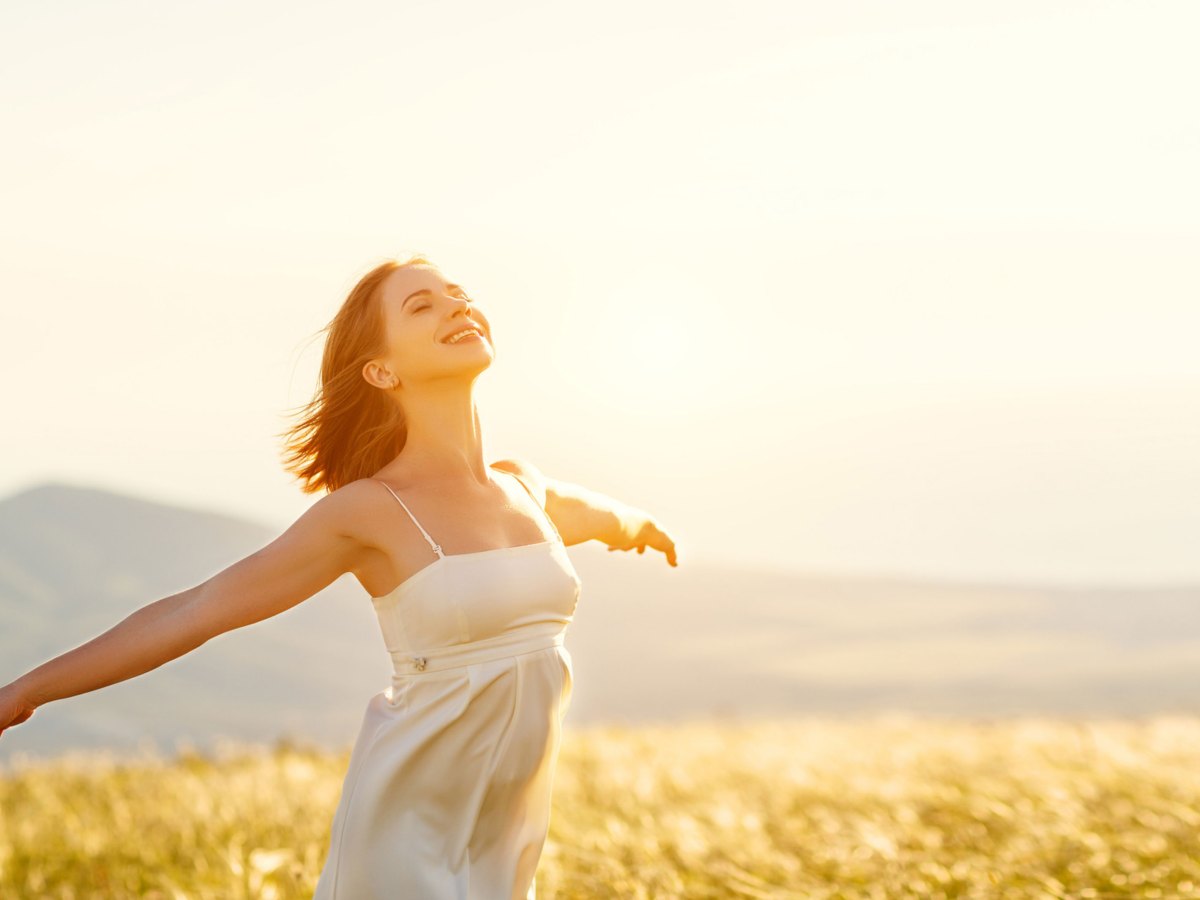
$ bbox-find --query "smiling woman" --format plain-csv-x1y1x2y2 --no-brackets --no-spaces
0,250,678,900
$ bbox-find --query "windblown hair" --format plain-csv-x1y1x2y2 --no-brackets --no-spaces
278,252,438,495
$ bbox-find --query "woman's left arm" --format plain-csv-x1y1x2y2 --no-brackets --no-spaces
493,458,679,567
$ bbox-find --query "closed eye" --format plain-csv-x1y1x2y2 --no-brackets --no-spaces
408,291,472,314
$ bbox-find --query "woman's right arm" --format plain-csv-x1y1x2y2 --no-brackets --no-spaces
0,483,372,731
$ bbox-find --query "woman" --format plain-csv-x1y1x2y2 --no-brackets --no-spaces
0,252,679,898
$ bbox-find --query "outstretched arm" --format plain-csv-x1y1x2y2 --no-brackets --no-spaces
0,484,370,737
493,458,680,567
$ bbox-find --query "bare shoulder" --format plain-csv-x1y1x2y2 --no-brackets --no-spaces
489,458,599,547
490,457,550,507
326,477,400,550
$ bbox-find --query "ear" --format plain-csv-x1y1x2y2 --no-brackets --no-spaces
361,360,396,390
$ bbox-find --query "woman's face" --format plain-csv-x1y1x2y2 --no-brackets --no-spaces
370,265,495,389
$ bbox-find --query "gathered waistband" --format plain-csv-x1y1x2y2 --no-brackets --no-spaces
388,626,566,676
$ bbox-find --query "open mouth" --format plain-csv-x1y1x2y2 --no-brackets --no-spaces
442,328,486,345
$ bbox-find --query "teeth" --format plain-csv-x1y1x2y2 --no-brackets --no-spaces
446,328,479,344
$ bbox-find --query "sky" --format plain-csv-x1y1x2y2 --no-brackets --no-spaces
1,0,1197,589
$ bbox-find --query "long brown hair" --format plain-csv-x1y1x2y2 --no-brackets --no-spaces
278,252,438,495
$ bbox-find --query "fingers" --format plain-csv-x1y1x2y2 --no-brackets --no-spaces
607,539,680,567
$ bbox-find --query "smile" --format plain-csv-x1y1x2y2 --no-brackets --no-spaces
445,331,484,345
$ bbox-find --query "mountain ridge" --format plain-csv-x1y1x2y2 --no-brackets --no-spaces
2,481,1198,763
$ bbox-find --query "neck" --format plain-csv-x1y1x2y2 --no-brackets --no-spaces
389,382,491,486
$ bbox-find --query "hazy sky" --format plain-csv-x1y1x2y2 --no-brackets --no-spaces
2,1,1197,589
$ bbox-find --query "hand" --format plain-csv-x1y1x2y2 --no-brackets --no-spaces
606,513,679,567
0,683,38,741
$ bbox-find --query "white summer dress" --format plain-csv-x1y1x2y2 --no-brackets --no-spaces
312,469,581,900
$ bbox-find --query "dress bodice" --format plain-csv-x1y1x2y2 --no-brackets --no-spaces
371,539,581,672
367,470,582,677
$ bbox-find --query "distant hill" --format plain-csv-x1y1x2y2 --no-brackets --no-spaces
2,481,1199,764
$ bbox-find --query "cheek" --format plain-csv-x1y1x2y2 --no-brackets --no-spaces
390,331,433,363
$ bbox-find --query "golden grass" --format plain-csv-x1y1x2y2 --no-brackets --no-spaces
2,715,1199,898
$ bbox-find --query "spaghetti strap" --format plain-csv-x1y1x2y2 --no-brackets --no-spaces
498,469,564,545
372,479,444,558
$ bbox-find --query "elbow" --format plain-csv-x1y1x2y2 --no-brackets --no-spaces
171,583,225,649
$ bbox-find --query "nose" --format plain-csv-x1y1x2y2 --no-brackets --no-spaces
448,297,481,327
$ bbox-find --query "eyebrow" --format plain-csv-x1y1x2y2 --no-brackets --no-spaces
402,283,464,311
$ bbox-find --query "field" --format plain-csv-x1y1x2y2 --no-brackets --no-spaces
2,716,1199,899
